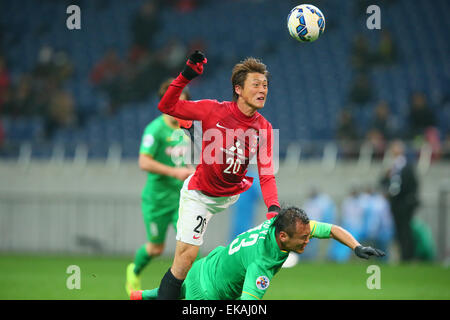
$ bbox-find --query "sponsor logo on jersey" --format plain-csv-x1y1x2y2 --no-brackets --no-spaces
256,276,270,290
228,140,244,155
216,122,230,130
142,134,154,148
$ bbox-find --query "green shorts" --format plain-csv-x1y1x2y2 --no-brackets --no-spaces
142,199,179,244
182,259,209,300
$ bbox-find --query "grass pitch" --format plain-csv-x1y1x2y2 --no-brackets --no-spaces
0,254,449,300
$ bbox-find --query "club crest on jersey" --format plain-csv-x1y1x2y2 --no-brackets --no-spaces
256,276,270,290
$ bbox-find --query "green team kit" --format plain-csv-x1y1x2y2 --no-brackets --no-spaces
140,115,190,243
140,218,332,300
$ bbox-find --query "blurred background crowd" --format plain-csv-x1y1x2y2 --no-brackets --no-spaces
0,0,448,160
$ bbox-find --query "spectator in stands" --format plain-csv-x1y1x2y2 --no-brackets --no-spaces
90,48,125,114
411,216,437,262
302,187,337,261
90,46,164,114
128,49,167,104
0,55,10,113
3,74,36,116
52,50,74,83
33,45,55,80
442,133,450,160
131,1,161,50
33,45,73,89
371,100,398,140
365,128,385,159
374,30,397,66
336,108,360,158
351,34,374,72
90,48,124,87
365,100,399,157
162,0,202,12
349,72,373,106
407,92,436,140
380,140,419,262
362,185,394,261
0,115,5,152
173,0,201,12
406,92,441,158
44,89,77,139
328,186,367,262
156,37,188,76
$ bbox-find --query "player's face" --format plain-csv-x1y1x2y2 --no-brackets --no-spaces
282,222,311,254
236,72,268,110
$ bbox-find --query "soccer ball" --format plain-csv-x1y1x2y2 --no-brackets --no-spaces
287,4,325,42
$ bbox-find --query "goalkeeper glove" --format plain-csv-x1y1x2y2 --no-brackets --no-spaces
266,205,281,220
181,50,207,81
354,245,386,259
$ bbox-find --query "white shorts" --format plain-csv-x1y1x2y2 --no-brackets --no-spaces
176,174,240,246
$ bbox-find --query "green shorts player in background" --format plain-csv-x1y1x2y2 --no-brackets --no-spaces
126,79,195,296
131,206,385,300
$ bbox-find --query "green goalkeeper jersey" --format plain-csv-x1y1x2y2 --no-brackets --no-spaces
140,115,190,213
194,218,332,300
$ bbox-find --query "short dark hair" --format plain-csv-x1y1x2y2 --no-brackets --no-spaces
159,78,191,100
273,206,309,238
231,57,269,101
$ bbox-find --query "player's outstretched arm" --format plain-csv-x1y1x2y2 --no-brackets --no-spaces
330,225,385,259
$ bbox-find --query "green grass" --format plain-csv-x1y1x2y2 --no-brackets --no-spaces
0,254,449,300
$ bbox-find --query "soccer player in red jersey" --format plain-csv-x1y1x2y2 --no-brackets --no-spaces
156,51,281,299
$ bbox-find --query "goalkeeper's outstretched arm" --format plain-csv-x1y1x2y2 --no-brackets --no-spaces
330,225,386,259
329,225,360,250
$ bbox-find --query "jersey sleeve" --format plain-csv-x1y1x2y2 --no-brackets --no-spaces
158,74,217,121
240,262,275,300
139,123,159,156
309,220,332,239
257,121,280,209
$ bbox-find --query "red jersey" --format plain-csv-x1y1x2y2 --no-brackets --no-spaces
158,74,279,210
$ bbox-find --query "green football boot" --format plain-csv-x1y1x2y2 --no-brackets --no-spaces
126,263,141,297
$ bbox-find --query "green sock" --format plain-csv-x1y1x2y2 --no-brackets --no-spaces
142,288,159,300
133,244,152,275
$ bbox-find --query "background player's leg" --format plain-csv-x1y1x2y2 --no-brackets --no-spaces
133,244,151,275
127,215,170,296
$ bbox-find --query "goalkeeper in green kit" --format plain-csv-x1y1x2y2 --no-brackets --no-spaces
131,206,385,300
126,79,195,296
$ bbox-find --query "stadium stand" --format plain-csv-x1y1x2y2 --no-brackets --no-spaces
0,0,448,160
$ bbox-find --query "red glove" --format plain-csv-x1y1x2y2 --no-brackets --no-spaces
266,205,281,220
181,50,207,80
